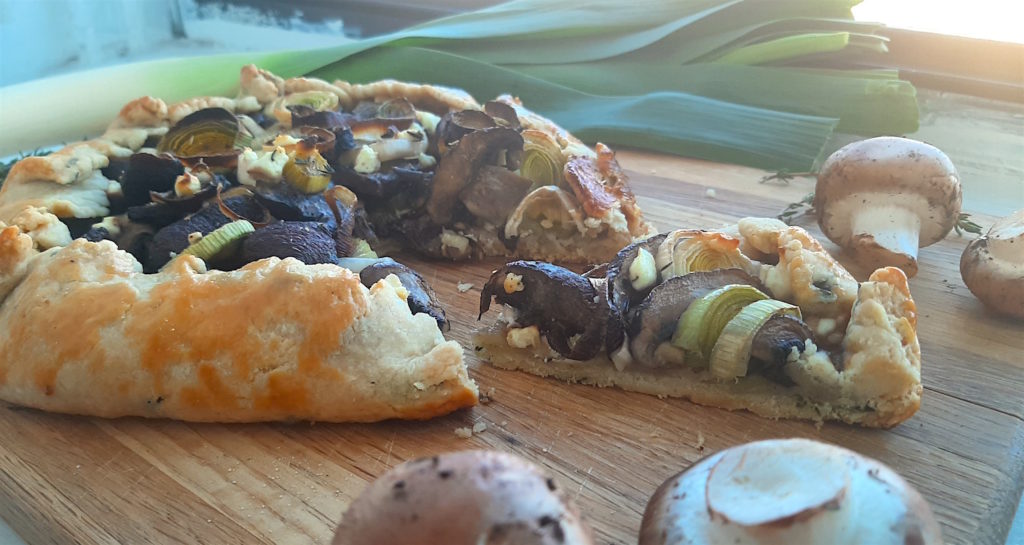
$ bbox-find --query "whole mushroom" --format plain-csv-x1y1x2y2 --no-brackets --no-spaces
333,450,594,545
960,208,1024,319
815,137,962,277
639,438,942,545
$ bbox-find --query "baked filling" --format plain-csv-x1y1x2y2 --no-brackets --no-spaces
476,218,923,427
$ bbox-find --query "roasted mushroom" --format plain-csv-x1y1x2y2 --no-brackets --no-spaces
606,233,667,323
144,195,264,272
359,257,448,330
120,152,185,206
458,165,533,222
815,137,962,277
960,208,1024,319
479,261,610,360
239,221,337,265
426,126,524,224
333,450,595,545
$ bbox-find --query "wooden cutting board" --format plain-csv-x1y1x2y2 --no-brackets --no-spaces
0,150,1021,545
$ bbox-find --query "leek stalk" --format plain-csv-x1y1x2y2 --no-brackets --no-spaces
0,0,917,173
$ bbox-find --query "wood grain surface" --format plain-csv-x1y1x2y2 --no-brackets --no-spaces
0,150,1021,545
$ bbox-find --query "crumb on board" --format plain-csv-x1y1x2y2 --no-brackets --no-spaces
479,386,497,404
696,431,705,451
705,188,717,198
457,282,474,293
455,421,488,438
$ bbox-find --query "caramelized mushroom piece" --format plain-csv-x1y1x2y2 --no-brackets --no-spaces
359,258,448,331
239,221,337,265
628,269,765,368
252,181,334,224
334,163,433,202
435,110,498,151
750,314,815,367
484,100,521,129
144,195,264,272
458,165,533,222
479,261,610,360
426,127,524,224
121,152,184,206
606,233,667,323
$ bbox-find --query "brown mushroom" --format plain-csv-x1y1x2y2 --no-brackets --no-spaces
960,208,1024,319
459,165,534,222
426,126,524,224
479,261,610,360
333,450,595,545
815,137,962,277
640,439,942,545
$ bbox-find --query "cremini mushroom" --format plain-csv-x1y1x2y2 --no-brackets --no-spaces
960,208,1024,319
815,136,962,277
639,438,942,545
333,450,595,545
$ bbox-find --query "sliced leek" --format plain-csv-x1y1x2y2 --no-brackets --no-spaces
351,239,379,259
180,220,254,262
709,299,801,379
519,129,565,188
283,148,333,194
671,284,769,359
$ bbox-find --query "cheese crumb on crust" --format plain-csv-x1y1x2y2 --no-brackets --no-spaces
506,326,541,349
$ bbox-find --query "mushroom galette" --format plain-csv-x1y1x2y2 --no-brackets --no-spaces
476,218,924,428
0,65,653,422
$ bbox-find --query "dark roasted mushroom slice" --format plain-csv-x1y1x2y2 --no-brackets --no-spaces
252,181,335,224
121,152,185,206
483,101,521,130
607,233,667,324
333,162,432,202
325,186,359,257
435,110,498,152
239,221,337,265
479,261,609,360
627,269,765,367
426,127,524,224
458,165,533,222
144,195,264,272
750,315,816,367
359,258,449,331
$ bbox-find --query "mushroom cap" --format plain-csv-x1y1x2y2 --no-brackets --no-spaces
815,137,962,247
639,438,942,545
333,450,595,545
960,208,1024,319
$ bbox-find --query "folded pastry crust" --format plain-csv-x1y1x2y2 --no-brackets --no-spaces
475,218,922,428
0,233,477,422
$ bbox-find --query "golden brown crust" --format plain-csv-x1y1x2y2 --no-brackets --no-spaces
331,79,480,114
0,238,477,422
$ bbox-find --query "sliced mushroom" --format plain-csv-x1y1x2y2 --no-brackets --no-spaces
750,314,815,367
239,221,337,265
325,186,359,257
435,110,498,153
426,126,524,224
628,269,765,368
479,261,609,360
80,215,154,264
459,165,533,222
484,101,521,130
359,257,448,331
606,233,667,324
144,195,264,272
121,152,185,206
333,163,433,202
252,181,334,224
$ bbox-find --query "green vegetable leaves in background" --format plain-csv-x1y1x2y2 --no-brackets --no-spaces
0,0,918,172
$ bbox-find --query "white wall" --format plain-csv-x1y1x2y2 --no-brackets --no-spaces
0,0,180,86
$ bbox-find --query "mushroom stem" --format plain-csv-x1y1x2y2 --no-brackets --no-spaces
848,204,922,276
